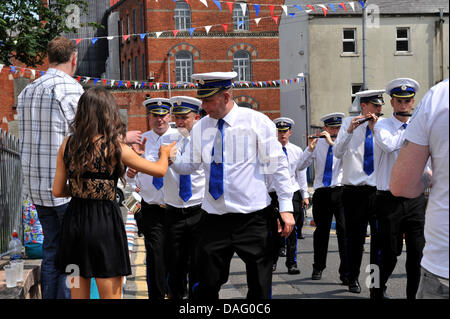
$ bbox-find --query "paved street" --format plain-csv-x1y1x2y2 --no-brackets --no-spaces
122,205,410,300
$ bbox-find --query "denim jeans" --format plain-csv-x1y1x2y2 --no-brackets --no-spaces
35,204,71,299
416,267,449,299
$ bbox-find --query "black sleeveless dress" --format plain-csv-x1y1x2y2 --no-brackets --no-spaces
55,137,131,278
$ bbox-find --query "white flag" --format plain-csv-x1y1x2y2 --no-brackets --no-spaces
84,77,90,83
111,80,115,87
107,36,114,40
155,31,162,38
199,0,208,7
205,25,212,34
254,18,261,25
240,3,247,16
281,5,288,16
30,69,36,79
134,81,138,89
349,2,355,11
0,64,3,73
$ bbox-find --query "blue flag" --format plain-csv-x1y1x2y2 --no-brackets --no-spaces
213,0,221,11
254,4,260,16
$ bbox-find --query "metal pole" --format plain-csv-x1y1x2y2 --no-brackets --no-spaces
362,0,367,90
167,53,172,98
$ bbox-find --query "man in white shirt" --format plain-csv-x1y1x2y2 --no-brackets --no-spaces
170,71,295,300
268,117,309,275
297,112,348,284
390,79,449,299
161,96,206,300
126,98,177,299
372,78,427,299
334,90,384,293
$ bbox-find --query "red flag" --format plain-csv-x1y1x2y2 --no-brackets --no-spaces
127,81,130,88
322,7,328,16
76,76,81,82
339,3,347,12
226,2,233,13
103,79,107,86
269,5,275,16
306,4,316,12
75,38,82,45
185,0,190,5
272,15,279,24
173,30,179,37
123,35,130,42
222,24,228,32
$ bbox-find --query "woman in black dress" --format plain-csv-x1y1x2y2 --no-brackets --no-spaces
52,87,175,299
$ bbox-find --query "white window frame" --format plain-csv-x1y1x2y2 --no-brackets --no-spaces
396,27,410,53
342,28,357,54
233,4,249,31
175,51,193,83
234,50,251,82
174,1,191,31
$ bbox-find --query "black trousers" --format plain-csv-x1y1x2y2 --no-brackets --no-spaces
372,191,426,299
192,206,273,300
270,191,302,268
312,186,347,278
165,204,205,300
342,185,378,282
141,200,166,300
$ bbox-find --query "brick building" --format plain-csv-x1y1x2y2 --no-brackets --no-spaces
112,0,284,131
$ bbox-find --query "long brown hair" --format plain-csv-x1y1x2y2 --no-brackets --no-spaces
67,87,126,182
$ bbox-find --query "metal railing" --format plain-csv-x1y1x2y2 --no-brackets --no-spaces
0,129,23,255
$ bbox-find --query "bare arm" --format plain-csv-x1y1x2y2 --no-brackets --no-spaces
52,138,70,198
390,139,430,198
121,141,176,178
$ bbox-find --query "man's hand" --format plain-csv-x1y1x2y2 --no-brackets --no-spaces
277,212,295,238
125,130,143,145
321,131,334,146
131,137,147,156
302,198,309,208
347,115,365,134
127,168,138,179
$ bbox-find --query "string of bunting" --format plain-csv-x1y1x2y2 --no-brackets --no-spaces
71,0,365,44
0,63,304,90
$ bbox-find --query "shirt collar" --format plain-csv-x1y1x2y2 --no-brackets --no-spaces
45,68,76,82
391,115,409,129
219,102,239,127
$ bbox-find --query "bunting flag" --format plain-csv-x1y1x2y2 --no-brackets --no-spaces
107,36,114,40
123,35,130,41
254,18,261,25
226,1,233,13
317,4,329,16
199,0,208,7
339,2,347,11
253,4,260,16
272,16,279,24
205,25,212,34
222,24,228,32
0,64,4,73
281,5,288,16
269,5,275,17
189,27,196,35
213,0,221,10
349,1,355,11
155,31,162,38
140,33,146,40
329,3,336,12
173,29,179,37
240,2,247,16
91,38,98,45
294,5,303,11
75,38,82,45
306,4,316,12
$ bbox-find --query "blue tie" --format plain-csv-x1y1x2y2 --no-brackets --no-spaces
179,138,192,202
209,119,224,200
323,145,333,187
282,146,288,162
363,126,374,175
402,123,408,129
153,176,163,190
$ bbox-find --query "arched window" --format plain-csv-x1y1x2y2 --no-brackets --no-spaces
175,51,193,83
233,50,251,82
174,1,191,31
233,3,249,31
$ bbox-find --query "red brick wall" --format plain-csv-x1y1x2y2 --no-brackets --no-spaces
114,0,283,132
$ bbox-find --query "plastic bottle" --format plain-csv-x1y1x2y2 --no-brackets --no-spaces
8,231,23,260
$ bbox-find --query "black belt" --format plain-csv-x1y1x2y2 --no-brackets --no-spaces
376,190,393,196
166,204,202,215
344,185,376,191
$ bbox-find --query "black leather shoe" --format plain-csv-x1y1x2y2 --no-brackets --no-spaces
348,280,361,293
272,264,277,272
311,269,322,280
279,247,286,257
340,276,349,286
287,265,300,275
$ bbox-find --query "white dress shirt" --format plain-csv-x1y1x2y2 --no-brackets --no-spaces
171,103,294,215
333,116,382,187
405,79,449,279
266,142,309,199
161,132,205,208
125,128,177,205
373,116,409,191
297,138,343,190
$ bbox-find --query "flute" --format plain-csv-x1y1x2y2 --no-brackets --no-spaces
357,113,384,124
393,112,412,117
308,135,337,139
